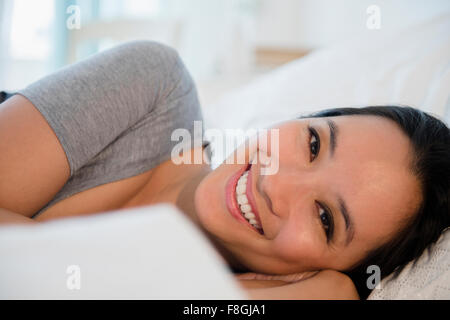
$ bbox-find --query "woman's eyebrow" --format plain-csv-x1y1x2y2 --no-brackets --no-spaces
324,118,355,246
326,119,338,158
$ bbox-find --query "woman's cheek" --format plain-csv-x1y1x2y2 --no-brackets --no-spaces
271,224,323,267
194,172,218,228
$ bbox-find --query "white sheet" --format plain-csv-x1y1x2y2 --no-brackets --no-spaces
0,204,247,299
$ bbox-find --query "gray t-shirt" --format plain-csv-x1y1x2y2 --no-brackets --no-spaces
17,41,209,219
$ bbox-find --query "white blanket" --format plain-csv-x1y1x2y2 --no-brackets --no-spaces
0,204,247,299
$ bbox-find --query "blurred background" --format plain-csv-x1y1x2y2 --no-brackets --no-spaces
1,0,449,106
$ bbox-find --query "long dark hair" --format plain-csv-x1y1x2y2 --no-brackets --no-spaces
299,105,450,299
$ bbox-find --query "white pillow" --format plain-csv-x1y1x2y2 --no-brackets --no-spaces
0,204,246,299
368,229,450,299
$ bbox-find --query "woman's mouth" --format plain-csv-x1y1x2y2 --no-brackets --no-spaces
226,163,264,235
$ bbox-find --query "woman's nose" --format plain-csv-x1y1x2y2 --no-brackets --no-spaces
257,160,316,219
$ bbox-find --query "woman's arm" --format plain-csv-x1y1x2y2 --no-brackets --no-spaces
1,41,195,220
0,207,38,225
238,270,360,300
0,95,71,217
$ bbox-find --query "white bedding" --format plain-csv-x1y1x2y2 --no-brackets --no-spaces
368,228,450,300
0,204,246,299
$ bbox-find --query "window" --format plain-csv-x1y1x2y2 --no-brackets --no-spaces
10,0,54,60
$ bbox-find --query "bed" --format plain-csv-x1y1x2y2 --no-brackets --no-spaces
0,13,449,299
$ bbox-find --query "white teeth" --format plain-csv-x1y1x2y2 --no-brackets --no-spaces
237,180,246,187
238,176,247,184
244,212,255,220
235,169,262,231
240,204,252,213
237,194,248,205
236,184,246,194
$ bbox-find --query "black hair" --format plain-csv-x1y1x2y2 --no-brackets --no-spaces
299,105,450,299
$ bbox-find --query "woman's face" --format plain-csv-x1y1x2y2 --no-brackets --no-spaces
194,115,422,274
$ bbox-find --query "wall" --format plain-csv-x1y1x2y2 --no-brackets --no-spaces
255,0,450,49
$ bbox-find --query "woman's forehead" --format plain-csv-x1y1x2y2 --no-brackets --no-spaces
314,115,412,160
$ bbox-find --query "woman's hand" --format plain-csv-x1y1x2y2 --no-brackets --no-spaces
236,271,319,283
237,270,360,300
235,271,319,290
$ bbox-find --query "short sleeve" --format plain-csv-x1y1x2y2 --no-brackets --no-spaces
17,41,186,176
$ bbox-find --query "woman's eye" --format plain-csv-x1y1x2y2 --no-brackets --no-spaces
308,127,320,162
318,205,333,241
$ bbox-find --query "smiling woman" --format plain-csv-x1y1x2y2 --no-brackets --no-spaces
0,41,448,300
194,107,447,293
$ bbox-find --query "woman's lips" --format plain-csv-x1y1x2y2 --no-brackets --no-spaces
225,163,263,234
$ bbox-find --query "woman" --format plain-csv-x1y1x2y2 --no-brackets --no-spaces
0,41,448,299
